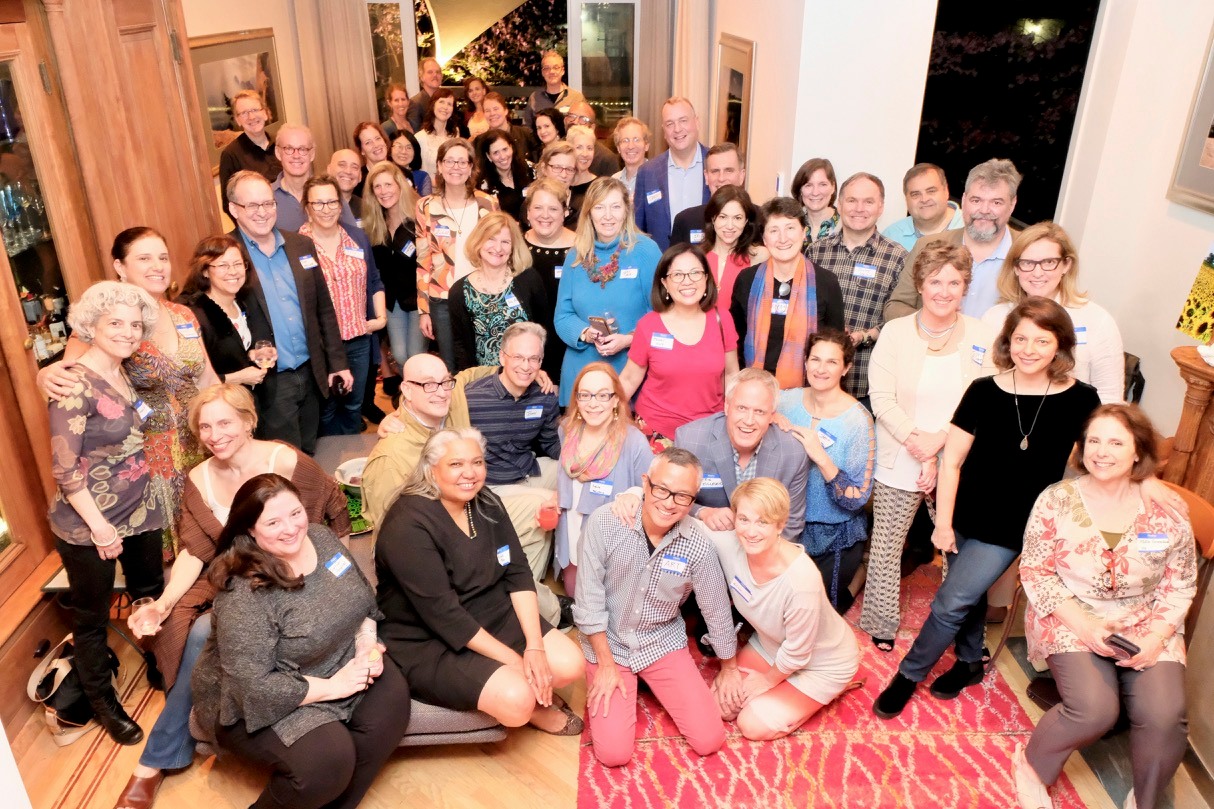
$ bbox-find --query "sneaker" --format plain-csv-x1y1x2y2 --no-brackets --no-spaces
929,659,985,699
873,673,917,719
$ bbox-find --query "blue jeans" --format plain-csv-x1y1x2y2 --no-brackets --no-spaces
899,530,1019,682
139,613,211,770
321,334,371,436
385,304,426,367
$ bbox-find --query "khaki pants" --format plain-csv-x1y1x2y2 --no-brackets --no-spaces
490,457,561,625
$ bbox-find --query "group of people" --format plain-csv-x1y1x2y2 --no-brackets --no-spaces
41,54,1199,809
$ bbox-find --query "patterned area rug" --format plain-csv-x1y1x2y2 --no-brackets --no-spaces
576,566,1086,809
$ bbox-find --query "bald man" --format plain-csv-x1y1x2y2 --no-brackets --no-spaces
564,101,622,176
327,148,365,223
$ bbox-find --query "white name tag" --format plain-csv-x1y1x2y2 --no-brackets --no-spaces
524,405,544,420
325,552,352,578
646,189,663,205
771,299,790,316
818,427,836,448
175,323,199,339
650,332,675,350
1137,532,1169,553
433,225,451,238
659,553,688,575
701,473,724,489
1075,326,1088,345
504,293,521,309
300,255,319,269
355,218,363,229
496,544,511,566
403,241,416,257
853,262,878,280
689,229,704,244
134,398,153,422
972,345,987,366
553,266,563,279
343,247,365,260
620,268,638,279
729,575,753,603
589,479,613,496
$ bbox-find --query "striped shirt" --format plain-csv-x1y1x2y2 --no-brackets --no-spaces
573,503,738,672
465,372,561,484
806,230,907,398
298,223,368,341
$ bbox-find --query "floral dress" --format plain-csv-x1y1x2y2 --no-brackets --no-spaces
124,301,206,557
1020,479,1197,666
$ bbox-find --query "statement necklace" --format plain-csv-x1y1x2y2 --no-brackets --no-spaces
1012,369,1050,451
464,500,477,538
586,243,623,288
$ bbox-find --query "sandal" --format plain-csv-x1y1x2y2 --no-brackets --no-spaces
114,771,164,809
872,636,895,653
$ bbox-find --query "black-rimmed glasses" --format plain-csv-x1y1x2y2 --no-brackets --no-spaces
647,482,696,506
406,378,457,393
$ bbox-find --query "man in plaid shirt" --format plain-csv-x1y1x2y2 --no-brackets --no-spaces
806,172,907,405
573,447,743,767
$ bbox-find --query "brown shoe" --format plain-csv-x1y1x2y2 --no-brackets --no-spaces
114,771,164,809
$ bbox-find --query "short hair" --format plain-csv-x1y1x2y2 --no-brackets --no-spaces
652,244,717,312
806,327,856,369
111,226,166,262
384,81,408,103
565,124,596,147
703,185,759,260
571,177,639,269
226,169,271,205
188,382,259,437
661,96,696,116
991,297,1077,382
562,361,635,436
541,50,564,67
302,174,340,207
792,158,837,208
965,158,1022,198
912,240,974,292
362,160,419,247
758,196,808,232
612,116,650,147
464,212,532,275
839,171,885,201
389,128,423,172
731,478,791,527
524,176,571,211
230,89,266,117
725,367,779,404
482,91,508,113
1071,404,1160,481
706,141,742,164
902,163,948,195
537,140,576,176
533,108,567,139
210,474,306,592
352,121,389,153
180,234,252,297
68,280,159,343
502,321,547,353
417,56,440,79
648,446,702,478
996,221,1087,308
433,138,477,195
275,123,313,149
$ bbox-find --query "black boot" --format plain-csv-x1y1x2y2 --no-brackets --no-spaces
929,659,985,699
873,673,917,719
90,690,144,745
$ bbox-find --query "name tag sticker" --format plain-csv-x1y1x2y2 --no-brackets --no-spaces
650,332,675,350
496,545,511,566
659,553,688,576
1075,326,1088,345
730,575,753,603
620,268,639,280
325,553,352,578
524,405,544,420
134,398,153,422
175,323,199,339
589,479,613,496
689,229,704,244
972,345,987,366
702,473,724,489
853,262,878,280
403,241,416,257
553,266,563,279
343,247,365,260
433,225,451,238
771,299,790,316
1137,532,1169,553
646,189,663,205
504,293,521,309
818,427,836,448
355,218,363,229
300,255,319,269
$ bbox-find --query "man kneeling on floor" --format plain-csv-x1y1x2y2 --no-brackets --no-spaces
573,447,743,766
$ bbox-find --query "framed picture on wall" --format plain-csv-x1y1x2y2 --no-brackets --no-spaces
1169,25,1214,215
189,29,283,174
713,34,755,169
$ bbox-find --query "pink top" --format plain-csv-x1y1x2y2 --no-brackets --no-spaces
706,250,752,317
299,223,368,341
629,309,738,438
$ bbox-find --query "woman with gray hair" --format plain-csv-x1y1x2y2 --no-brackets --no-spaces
49,280,165,746
374,428,586,734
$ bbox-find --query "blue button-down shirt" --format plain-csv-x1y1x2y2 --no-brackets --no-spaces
962,227,1013,318
240,229,310,370
666,151,704,224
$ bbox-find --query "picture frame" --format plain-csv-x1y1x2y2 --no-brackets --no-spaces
1168,24,1214,215
713,34,755,171
189,29,283,175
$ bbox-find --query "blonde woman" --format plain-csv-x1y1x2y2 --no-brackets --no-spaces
566,124,599,228
448,212,550,370
535,140,581,226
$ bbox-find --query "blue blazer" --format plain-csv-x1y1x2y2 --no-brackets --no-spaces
674,412,810,541
632,145,710,251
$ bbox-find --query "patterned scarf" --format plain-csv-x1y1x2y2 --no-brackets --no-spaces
560,420,626,482
743,257,818,389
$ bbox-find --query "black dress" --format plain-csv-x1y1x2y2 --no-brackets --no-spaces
375,493,550,710
525,240,572,383
566,178,594,228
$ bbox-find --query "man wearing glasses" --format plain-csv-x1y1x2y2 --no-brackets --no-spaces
574,447,742,767
226,170,350,455
218,89,280,207
523,50,585,129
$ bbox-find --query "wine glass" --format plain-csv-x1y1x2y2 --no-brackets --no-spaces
253,339,276,369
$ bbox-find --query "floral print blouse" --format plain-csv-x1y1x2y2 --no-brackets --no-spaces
1021,479,1196,665
414,191,498,311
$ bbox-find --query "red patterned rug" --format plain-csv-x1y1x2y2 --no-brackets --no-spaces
576,566,1086,809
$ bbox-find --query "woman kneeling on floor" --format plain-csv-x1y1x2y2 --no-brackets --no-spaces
710,478,861,739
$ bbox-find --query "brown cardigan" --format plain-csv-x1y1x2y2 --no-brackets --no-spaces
152,445,352,691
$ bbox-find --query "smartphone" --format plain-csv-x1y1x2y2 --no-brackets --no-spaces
1105,633,1141,660
587,316,617,337
330,377,348,398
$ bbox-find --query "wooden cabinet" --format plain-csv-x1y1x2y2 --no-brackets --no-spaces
1164,346,1214,505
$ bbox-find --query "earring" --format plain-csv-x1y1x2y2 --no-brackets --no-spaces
612,408,618,421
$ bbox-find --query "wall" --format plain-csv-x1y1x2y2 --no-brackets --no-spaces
1056,0,1214,429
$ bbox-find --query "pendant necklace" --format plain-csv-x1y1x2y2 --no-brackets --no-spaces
916,313,957,352
1012,369,1050,451
441,194,471,236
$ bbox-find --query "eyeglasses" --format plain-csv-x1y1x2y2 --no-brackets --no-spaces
308,200,342,211
666,270,706,283
208,261,246,273
441,158,471,168
232,200,277,214
278,145,314,156
647,481,696,506
235,108,265,118
618,136,646,146
546,164,576,175
406,378,457,393
565,114,592,126
503,352,542,367
1014,257,1065,273
576,390,616,403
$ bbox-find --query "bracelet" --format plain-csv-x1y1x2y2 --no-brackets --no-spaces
91,525,119,548
525,647,546,653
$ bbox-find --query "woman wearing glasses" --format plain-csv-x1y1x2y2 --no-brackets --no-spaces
619,245,739,441
298,176,386,435
416,138,499,370
449,213,549,371
534,141,581,227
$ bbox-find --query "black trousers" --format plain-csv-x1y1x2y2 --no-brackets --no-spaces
56,531,164,702
256,362,321,455
217,657,411,809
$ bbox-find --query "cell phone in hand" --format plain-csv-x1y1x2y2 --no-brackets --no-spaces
330,377,348,397
1105,633,1141,660
588,316,618,338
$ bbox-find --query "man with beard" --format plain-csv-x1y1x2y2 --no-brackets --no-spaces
883,158,1021,320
